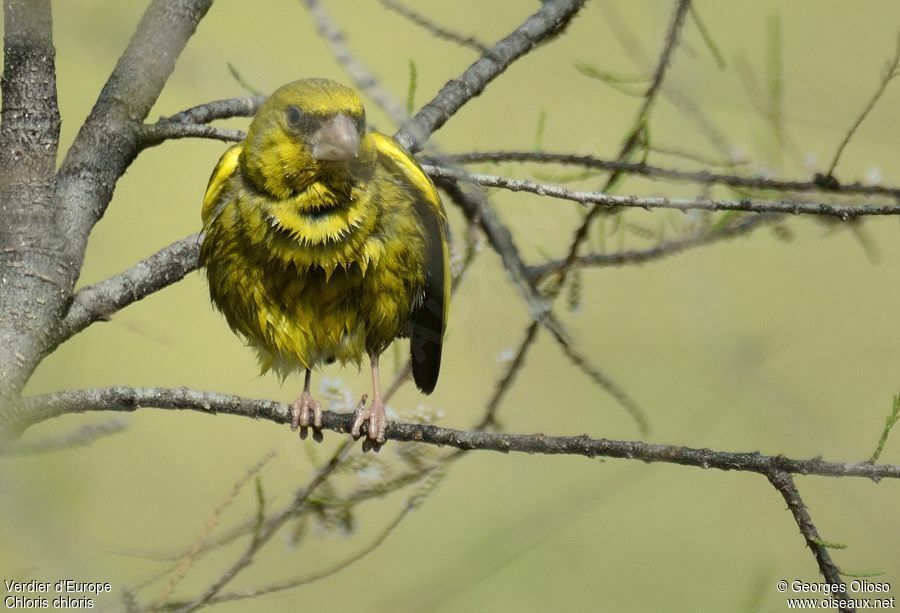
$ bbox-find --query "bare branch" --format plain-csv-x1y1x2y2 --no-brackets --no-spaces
423,164,900,219
767,471,851,610
58,235,202,345
18,387,900,481
380,0,490,53
441,151,900,200
164,96,265,125
395,0,587,152
139,123,244,148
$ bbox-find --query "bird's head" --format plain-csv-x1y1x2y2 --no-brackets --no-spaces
242,79,375,198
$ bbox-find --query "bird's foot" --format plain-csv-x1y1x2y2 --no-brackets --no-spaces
291,391,323,442
350,394,387,445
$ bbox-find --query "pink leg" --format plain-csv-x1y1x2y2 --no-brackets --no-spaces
291,369,322,433
351,353,387,443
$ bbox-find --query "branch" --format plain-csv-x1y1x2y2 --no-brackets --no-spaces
18,387,900,480
422,164,900,219
442,151,900,200
767,471,851,610
56,0,214,260
138,123,244,148
164,95,265,124
395,0,586,152
58,235,201,345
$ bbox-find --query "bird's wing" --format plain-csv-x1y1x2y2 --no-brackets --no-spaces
202,143,243,225
371,132,449,394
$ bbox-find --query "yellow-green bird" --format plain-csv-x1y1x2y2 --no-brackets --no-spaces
200,79,449,443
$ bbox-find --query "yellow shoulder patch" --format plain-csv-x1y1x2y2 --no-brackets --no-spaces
202,143,243,224
370,132,446,223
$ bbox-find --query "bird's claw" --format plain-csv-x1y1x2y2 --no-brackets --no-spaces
291,391,323,441
350,394,387,445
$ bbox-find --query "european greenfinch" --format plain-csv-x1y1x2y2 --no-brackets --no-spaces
200,79,449,443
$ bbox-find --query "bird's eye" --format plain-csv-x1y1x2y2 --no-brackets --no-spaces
286,105,304,128
356,110,366,134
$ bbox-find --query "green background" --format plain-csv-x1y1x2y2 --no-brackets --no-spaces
3,1,900,611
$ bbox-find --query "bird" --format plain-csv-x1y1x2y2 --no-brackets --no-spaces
199,78,449,444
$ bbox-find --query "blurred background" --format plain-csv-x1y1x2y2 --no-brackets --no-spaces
3,0,900,610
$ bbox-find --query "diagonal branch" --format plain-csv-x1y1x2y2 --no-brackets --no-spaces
58,235,202,345
18,387,900,481
55,0,215,263
304,0,408,126
380,0,490,53
767,471,852,611
395,0,587,153
560,0,692,280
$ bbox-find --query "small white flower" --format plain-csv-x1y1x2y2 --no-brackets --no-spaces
318,377,354,411
728,147,748,164
863,167,883,185
496,347,516,363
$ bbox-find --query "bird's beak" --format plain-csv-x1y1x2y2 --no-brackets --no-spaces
311,114,360,162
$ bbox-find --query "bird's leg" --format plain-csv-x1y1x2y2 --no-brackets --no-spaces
351,352,387,443
291,369,323,438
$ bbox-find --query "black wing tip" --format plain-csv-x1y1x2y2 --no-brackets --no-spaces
412,357,440,395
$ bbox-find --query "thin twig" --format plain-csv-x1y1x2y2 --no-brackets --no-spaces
526,213,778,281
423,164,900,219
174,478,428,607
175,441,352,612
825,33,900,178
560,0,692,281
380,0,490,53
18,387,900,481
153,451,277,607
440,151,900,200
